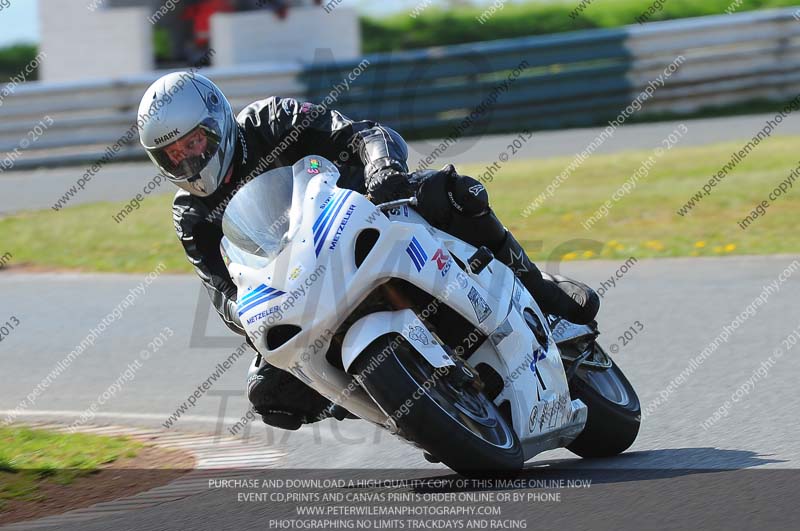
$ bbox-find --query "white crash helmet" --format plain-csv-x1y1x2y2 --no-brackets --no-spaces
138,72,237,197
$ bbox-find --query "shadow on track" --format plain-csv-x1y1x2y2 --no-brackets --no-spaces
403,447,786,491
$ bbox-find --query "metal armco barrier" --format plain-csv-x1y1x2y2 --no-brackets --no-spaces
2,7,799,170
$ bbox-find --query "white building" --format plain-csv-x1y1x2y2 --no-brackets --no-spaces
37,0,360,82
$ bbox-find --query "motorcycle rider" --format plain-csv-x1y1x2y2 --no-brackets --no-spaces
138,72,599,430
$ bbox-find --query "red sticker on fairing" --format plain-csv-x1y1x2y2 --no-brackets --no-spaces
432,249,449,270
432,249,452,277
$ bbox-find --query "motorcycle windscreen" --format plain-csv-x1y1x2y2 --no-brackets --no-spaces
221,156,341,263
222,166,294,261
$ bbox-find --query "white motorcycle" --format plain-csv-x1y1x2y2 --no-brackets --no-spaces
221,156,640,475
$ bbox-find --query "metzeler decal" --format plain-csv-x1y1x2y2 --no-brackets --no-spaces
329,204,356,251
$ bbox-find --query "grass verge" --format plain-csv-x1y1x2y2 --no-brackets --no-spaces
0,426,142,510
1,134,798,272
465,134,800,262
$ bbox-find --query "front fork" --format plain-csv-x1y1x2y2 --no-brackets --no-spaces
379,282,484,393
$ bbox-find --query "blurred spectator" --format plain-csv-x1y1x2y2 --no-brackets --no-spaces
151,0,325,66
182,0,235,64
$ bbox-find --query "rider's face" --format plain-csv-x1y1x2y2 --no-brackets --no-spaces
164,127,208,166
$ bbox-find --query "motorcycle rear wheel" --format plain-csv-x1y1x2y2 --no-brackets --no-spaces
351,334,523,476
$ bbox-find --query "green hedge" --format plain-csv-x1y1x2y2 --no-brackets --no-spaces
362,0,800,53
0,44,38,83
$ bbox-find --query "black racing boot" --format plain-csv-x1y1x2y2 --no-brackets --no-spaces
494,231,600,325
246,356,333,430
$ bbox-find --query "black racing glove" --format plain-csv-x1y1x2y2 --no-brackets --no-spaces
367,169,416,204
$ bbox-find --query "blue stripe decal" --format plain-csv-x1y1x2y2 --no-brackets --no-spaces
407,243,423,267
238,289,285,316
408,239,424,264
315,191,353,256
313,191,348,245
416,239,428,262
406,247,422,272
241,287,276,307
412,237,427,262
411,238,428,260
314,195,342,248
314,192,344,241
405,237,427,272
239,284,273,304
406,242,420,270
318,191,352,244
312,193,337,233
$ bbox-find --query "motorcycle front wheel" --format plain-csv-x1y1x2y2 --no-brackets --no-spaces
564,342,641,458
351,334,523,476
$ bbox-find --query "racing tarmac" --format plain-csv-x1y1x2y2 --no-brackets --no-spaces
2,255,798,529
3,112,800,529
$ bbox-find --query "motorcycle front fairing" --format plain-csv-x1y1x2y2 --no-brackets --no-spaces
221,156,586,459
220,157,460,426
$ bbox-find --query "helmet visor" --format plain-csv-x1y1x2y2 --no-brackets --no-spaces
146,119,222,181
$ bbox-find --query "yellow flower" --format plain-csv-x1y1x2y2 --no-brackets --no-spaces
582,250,595,259
724,244,736,252
608,240,619,247
645,240,665,251
694,241,706,248
562,252,578,261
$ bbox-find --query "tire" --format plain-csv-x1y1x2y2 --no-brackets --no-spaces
565,344,640,458
351,334,523,476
